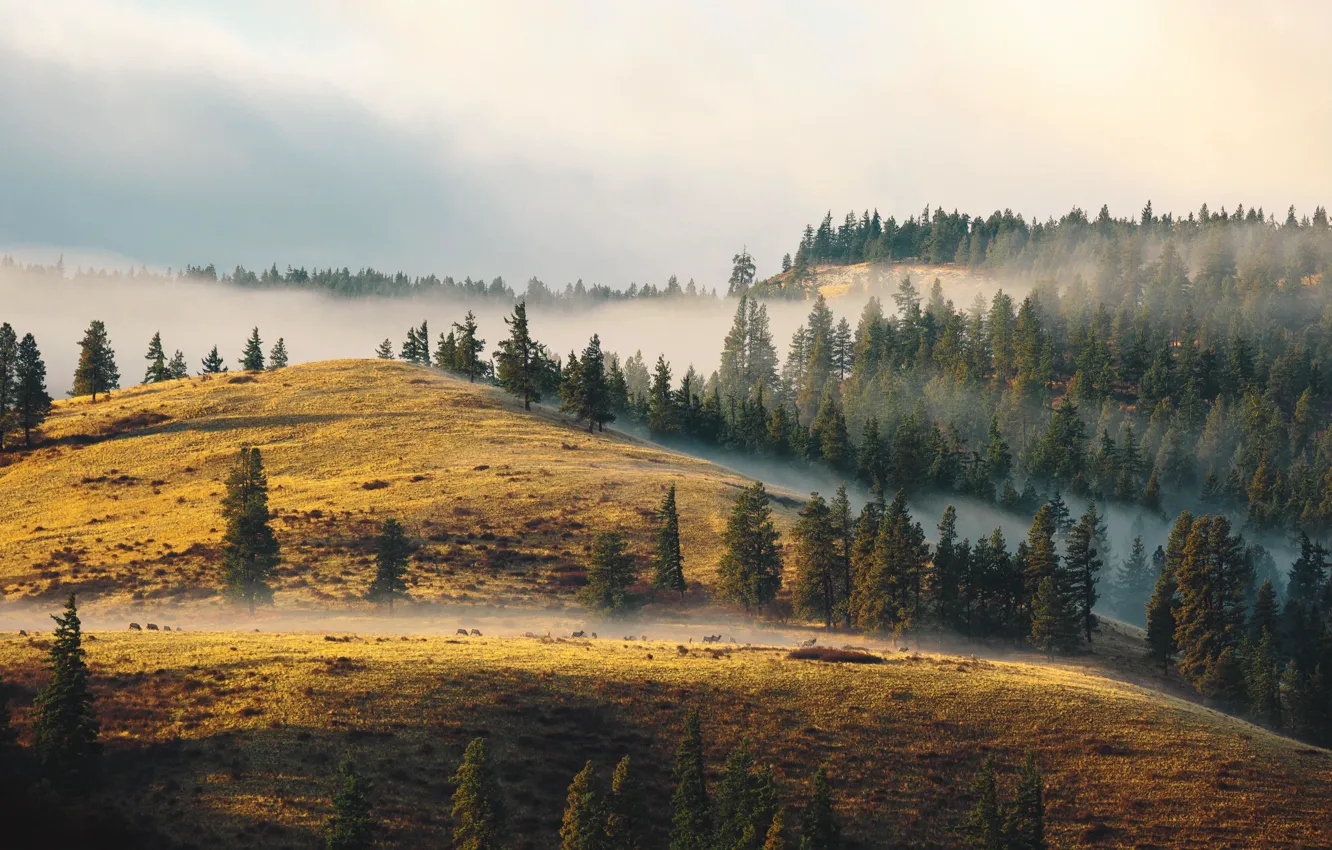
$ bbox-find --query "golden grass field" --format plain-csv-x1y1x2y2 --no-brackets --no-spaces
1,630,1329,849
3,359,1331,848
0,359,799,615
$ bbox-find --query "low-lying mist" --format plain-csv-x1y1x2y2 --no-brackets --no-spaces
0,264,1025,397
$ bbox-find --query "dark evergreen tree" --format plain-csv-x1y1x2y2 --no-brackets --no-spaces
268,337,289,370
671,708,711,850
168,349,189,379
201,344,227,374
574,334,614,432
653,484,686,598
968,756,1004,850
240,327,265,371
494,301,544,409
13,333,51,448
931,505,967,632
606,755,644,850
798,767,839,850
366,518,410,609
375,338,394,359
648,355,678,435
325,754,374,850
143,331,171,383
0,323,15,450
1065,507,1103,643
716,481,783,612
762,809,790,850
856,417,888,490
451,737,505,850
579,532,638,616
1287,533,1329,609
1145,561,1178,673
220,446,280,615
560,761,608,850
713,739,778,850
453,311,486,381
1030,575,1078,656
792,492,840,629
33,594,100,786
1002,753,1046,850
72,319,119,401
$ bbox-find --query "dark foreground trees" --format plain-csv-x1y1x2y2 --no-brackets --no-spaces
33,594,100,787
325,755,374,850
452,737,506,850
221,446,281,614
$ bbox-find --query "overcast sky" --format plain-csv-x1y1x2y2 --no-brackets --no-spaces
1,1,1329,288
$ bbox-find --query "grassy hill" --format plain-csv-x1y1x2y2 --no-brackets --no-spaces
1,630,1329,848
0,359,798,614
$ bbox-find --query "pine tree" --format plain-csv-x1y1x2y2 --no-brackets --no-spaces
968,756,1004,850
220,446,280,615
856,417,888,490
716,481,783,612
791,491,839,629
762,809,790,850
575,334,614,432
1287,533,1329,608
33,594,100,786
1244,629,1282,727
1145,561,1178,673
829,485,854,629
671,708,711,850
560,761,608,850
713,739,778,850
1250,578,1278,643
648,355,678,435
0,323,15,450
201,344,228,374
931,505,966,633
268,337,289,370
1002,753,1046,850
606,755,644,850
13,333,51,448
1174,514,1248,690
240,327,265,371
1116,537,1152,622
809,387,849,469
143,331,171,383
1065,507,1103,643
72,319,120,401
579,532,638,616
168,349,189,379
1030,576,1078,656
325,754,374,850
653,484,687,599
798,767,839,850
495,301,545,409
453,311,486,381
366,518,410,609
451,737,505,850
375,338,394,359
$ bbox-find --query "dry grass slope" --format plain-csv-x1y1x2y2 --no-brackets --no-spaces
0,359,796,612
1,632,1328,849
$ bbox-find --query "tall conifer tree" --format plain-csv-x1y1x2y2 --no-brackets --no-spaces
33,594,100,786
240,327,265,371
220,445,280,614
72,319,119,401
653,484,687,598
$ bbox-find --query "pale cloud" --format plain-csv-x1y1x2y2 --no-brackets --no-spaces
0,0,1328,286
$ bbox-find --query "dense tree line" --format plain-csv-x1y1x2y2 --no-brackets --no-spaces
0,321,52,449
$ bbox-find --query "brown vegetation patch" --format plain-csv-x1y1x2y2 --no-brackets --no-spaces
787,647,885,664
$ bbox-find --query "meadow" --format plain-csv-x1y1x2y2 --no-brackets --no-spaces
2,629,1329,848
0,359,799,617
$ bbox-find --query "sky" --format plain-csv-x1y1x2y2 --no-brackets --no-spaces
0,0,1329,288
